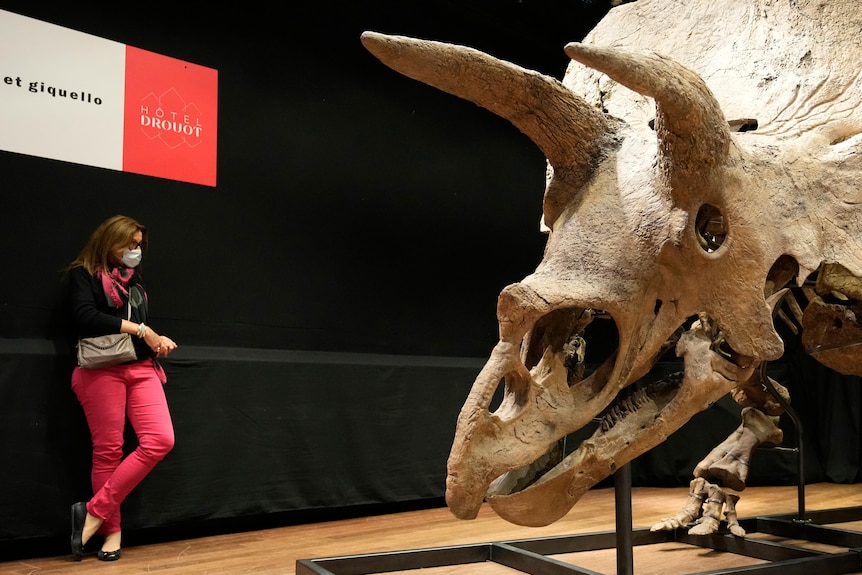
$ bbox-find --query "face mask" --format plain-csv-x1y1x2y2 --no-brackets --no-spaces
121,248,142,268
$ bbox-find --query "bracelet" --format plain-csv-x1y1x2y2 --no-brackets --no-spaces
136,323,147,338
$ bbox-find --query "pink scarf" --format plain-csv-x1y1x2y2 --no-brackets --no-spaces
98,267,135,309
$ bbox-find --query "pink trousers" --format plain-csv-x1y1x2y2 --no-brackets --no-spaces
71,359,174,535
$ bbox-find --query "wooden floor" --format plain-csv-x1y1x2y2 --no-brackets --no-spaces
2,483,861,574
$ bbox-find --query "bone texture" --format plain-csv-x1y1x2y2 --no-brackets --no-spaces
694,407,783,492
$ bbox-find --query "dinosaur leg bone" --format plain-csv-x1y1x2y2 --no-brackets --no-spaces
693,407,783,491
650,477,709,532
724,493,746,537
689,482,726,535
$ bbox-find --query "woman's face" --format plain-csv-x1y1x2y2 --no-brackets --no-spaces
109,230,144,267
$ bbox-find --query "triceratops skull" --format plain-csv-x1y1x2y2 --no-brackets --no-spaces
362,0,862,527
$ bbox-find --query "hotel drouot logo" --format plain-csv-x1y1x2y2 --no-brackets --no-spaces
123,46,218,186
0,10,218,187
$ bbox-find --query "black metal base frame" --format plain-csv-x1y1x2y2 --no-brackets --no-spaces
298,375,862,575
296,469,862,575
296,509,862,575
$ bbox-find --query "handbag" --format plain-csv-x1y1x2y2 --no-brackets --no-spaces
77,300,138,369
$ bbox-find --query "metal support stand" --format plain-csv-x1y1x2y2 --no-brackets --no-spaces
761,364,808,523
298,447,862,575
297,464,657,575
614,463,634,575
297,376,860,575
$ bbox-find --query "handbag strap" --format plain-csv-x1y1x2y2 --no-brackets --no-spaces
125,291,133,321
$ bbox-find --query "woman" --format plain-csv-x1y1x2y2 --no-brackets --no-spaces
67,215,177,562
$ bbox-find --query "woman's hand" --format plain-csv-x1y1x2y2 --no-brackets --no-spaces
155,335,178,357
142,327,178,357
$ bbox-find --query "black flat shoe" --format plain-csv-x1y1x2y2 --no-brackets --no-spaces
97,549,122,561
70,502,87,561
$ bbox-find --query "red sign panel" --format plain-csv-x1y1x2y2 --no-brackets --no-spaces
123,46,218,186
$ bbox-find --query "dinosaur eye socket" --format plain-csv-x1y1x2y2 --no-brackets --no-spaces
695,204,727,253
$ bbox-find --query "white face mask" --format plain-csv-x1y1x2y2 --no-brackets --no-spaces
121,248,142,268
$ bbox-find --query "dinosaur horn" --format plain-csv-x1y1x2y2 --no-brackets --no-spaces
564,43,730,200
361,32,612,184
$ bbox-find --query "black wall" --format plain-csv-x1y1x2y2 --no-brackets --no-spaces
0,0,611,356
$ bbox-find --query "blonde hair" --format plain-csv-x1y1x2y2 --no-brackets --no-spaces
69,215,147,274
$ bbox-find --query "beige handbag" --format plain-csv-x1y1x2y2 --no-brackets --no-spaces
77,302,138,369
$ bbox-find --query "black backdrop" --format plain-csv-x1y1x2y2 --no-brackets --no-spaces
0,0,614,356
1,0,860,562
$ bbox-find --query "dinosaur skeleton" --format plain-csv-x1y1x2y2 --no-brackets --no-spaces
362,0,862,531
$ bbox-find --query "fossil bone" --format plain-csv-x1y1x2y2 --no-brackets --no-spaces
688,482,726,536
362,0,862,527
693,407,783,492
724,493,746,537
650,479,746,537
650,477,709,532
